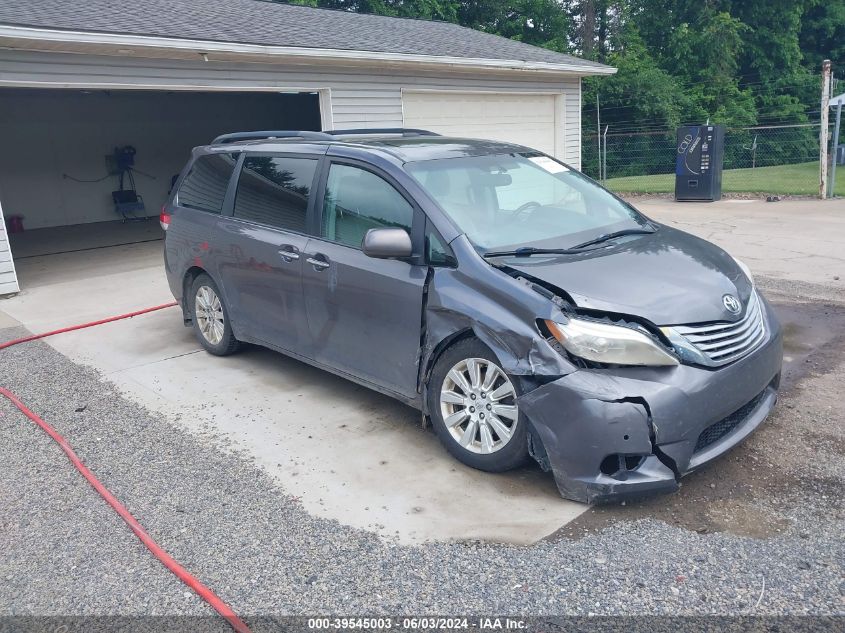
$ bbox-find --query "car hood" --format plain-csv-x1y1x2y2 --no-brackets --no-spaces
500,226,753,325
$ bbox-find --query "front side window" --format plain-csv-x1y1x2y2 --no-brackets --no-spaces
321,164,414,248
426,220,456,267
406,153,649,251
177,153,237,214
233,156,317,232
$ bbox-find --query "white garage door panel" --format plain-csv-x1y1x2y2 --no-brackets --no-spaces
403,92,559,156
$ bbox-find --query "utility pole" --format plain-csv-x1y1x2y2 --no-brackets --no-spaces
602,125,609,183
596,92,602,180
820,59,832,199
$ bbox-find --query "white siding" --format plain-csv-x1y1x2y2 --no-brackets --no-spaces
0,199,21,295
0,50,582,166
566,79,582,169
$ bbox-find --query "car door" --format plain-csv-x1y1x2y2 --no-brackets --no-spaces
216,152,321,355
302,159,427,397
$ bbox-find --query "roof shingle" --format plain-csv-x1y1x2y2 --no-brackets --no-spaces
0,0,611,70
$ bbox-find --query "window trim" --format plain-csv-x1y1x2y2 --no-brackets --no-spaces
226,151,324,236
311,158,425,263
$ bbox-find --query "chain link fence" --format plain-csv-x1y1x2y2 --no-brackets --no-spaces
582,123,837,196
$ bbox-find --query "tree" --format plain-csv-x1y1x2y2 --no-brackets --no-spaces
570,1,623,62
280,0,840,176
457,1,573,51
581,22,696,177
667,10,756,126
800,0,845,74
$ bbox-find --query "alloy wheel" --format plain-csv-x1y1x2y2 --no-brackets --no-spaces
195,285,225,346
439,357,519,455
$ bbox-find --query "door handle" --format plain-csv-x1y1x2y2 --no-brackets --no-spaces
306,255,330,270
279,246,300,262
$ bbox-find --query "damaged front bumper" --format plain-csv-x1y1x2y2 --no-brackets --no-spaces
518,312,783,503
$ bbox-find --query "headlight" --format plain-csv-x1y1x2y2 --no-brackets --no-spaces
545,318,678,366
735,257,754,285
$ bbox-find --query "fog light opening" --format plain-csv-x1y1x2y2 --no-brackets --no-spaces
600,453,648,480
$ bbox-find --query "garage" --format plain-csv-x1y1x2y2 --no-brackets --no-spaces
403,91,563,157
0,87,321,248
0,0,614,296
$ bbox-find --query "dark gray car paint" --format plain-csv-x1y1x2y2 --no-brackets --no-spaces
217,219,311,353
164,136,783,503
499,225,752,325
419,236,576,381
302,236,429,395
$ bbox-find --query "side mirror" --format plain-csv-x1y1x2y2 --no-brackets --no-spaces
361,228,413,259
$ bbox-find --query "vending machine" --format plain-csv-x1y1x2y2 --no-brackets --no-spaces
675,125,725,201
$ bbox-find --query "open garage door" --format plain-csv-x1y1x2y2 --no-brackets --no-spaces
0,88,322,284
402,90,562,157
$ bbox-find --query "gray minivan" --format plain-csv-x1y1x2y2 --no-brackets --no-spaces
162,129,782,502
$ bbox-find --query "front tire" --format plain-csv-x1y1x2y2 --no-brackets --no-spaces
190,273,240,356
428,338,528,472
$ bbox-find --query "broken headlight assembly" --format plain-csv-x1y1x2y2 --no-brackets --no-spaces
545,317,679,367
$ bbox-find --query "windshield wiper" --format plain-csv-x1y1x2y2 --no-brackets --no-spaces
483,245,602,258
567,226,656,251
481,224,657,257
483,226,657,259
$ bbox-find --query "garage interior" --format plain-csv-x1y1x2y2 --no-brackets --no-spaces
0,88,322,259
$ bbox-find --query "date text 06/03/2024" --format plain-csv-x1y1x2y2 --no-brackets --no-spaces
306,617,527,630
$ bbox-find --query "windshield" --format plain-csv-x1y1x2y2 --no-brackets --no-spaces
405,153,650,251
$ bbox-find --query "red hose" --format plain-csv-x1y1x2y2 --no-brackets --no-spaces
0,387,251,633
0,302,250,632
0,301,179,350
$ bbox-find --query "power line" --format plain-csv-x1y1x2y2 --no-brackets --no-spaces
580,108,822,131
584,121,822,138
587,73,819,97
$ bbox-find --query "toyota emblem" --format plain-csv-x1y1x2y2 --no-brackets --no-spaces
722,294,742,315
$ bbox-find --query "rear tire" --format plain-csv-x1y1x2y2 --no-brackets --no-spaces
189,273,240,356
427,337,528,472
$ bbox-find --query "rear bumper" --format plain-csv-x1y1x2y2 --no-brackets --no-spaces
518,299,783,503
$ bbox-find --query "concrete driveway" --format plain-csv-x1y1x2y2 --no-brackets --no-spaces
1,241,582,545
636,196,845,295
2,196,843,545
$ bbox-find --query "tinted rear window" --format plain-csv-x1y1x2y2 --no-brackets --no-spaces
177,153,237,213
233,156,318,232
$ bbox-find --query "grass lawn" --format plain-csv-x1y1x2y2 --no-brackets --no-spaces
604,161,845,196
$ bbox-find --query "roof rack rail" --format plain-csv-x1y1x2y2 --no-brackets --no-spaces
211,130,333,144
325,128,440,138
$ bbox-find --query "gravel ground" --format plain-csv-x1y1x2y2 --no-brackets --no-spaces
1,290,843,625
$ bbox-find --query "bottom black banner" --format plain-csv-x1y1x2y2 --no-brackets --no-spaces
0,616,841,633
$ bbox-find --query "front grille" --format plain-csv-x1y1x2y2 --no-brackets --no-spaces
673,291,765,366
694,388,768,453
